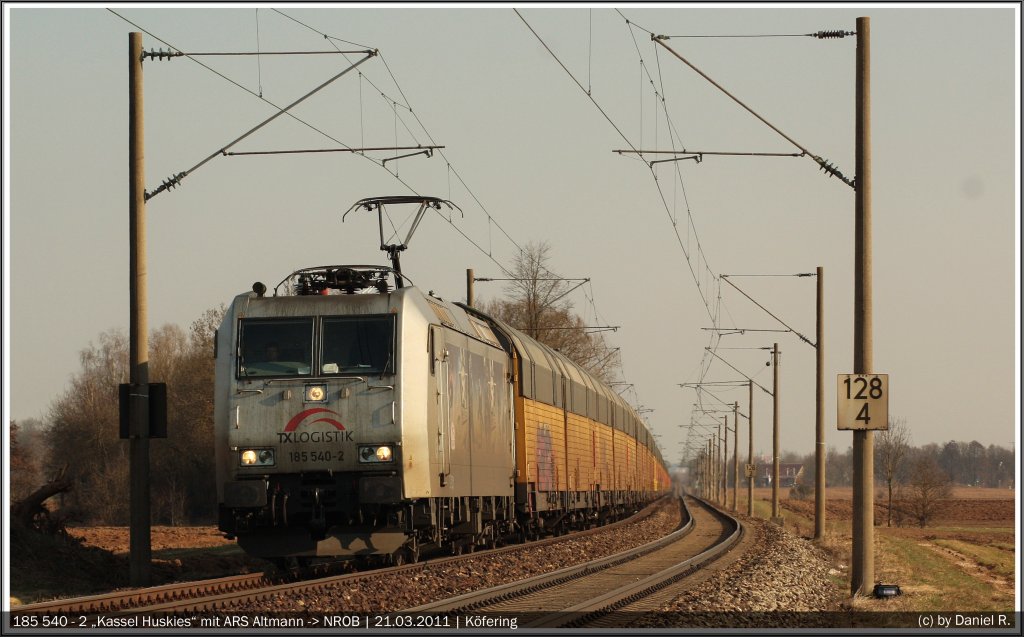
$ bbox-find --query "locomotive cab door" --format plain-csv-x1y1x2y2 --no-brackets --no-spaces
433,326,452,486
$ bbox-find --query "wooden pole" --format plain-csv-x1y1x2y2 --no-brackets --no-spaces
722,416,728,506
128,31,152,587
771,343,782,523
815,266,826,539
747,381,754,516
733,401,739,511
851,16,875,597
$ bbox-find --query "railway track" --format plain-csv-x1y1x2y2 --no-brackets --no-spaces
10,572,275,616
12,498,671,617
405,495,740,628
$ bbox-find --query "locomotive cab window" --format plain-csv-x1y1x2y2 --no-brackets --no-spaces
238,318,314,377
321,315,395,375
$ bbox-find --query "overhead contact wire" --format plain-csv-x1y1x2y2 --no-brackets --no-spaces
273,9,522,272
621,12,765,398
624,17,854,188
516,9,717,325
619,12,720,324
106,10,393,197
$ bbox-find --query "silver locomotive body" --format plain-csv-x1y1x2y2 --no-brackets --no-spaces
214,267,515,561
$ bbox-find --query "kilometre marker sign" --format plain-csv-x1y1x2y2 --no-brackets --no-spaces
837,374,889,430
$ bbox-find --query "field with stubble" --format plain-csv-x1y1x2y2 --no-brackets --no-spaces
739,485,1016,613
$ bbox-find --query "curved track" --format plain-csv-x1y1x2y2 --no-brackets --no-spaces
405,495,740,628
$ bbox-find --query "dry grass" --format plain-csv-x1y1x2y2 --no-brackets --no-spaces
733,484,1017,613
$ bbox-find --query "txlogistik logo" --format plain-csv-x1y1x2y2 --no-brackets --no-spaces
279,408,355,443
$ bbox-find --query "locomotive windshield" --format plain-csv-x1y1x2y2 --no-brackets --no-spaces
321,315,394,375
237,315,394,378
238,318,314,377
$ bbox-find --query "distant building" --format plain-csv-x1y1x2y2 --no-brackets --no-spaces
758,462,805,488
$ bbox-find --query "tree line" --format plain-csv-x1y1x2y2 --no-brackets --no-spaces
10,307,224,525
686,416,1013,527
793,417,1012,526
801,432,1014,489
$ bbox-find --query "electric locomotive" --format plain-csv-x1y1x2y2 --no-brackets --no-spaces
214,196,669,564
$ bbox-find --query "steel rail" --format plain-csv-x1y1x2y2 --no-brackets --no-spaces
12,499,666,616
10,572,274,615
401,496,740,628
538,497,743,628
404,497,693,615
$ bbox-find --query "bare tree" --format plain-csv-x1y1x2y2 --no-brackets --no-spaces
45,305,226,525
10,421,32,500
47,329,129,522
905,455,952,527
826,446,853,487
876,416,911,526
482,241,620,382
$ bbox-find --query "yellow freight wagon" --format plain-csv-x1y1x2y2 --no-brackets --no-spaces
473,310,670,535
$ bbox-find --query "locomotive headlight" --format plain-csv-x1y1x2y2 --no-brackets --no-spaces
304,383,328,403
239,448,275,467
358,444,395,464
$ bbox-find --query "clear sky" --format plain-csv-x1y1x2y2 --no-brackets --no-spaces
4,4,1020,466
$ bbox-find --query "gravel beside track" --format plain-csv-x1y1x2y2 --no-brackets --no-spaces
233,498,682,614
632,516,845,628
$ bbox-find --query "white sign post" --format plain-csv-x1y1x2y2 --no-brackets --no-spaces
837,374,889,430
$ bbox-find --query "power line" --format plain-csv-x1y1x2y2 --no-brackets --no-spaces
720,275,814,347
618,10,743,416
270,8,374,50
145,50,377,200
114,9,645,420
620,12,722,327
273,9,524,272
106,10,405,195
516,9,720,326
650,36,854,188
110,8,521,280
622,17,856,186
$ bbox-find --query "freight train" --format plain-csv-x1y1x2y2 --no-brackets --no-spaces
213,196,670,565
